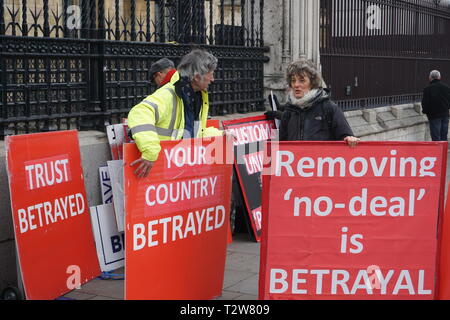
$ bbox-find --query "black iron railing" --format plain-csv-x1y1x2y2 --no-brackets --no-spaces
320,0,450,111
0,0,267,138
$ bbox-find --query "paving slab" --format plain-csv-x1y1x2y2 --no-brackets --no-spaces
88,295,121,300
62,291,97,300
222,268,256,290
233,294,258,300
76,278,124,300
223,274,259,296
215,290,243,300
225,252,260,273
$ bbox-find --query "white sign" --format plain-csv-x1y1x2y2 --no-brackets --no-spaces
67,5,81,30
367,5,381,30
99,166,113,205
106,124,127,160
108,160,125,232
90,204,125,272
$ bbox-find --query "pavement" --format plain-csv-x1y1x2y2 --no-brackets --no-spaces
62,232,260,300
60,145,450,301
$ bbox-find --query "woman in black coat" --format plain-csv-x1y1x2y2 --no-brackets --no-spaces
271,59,359,147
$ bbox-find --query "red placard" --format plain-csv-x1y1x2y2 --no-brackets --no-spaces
259,141,447,300
5,131,101,300
205,119,233,244
438,180,450,299
206,119,221,130
222,116,277,242
124,136,233,300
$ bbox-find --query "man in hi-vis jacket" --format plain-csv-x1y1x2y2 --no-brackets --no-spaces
128,49,223,178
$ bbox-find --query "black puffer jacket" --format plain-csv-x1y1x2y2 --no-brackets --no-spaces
279,93,354,141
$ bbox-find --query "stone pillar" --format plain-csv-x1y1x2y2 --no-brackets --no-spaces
263,0,288,102
264,0,321,105
291,0,321,66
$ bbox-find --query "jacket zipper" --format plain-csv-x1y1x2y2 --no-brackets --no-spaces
299,111,305,140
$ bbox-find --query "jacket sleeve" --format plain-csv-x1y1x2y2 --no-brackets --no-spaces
127,102,162,162
202,126,223,138
279,111,291,141
422,87,430,114
199,92,223,138
330,103,354,140
446,85,450,108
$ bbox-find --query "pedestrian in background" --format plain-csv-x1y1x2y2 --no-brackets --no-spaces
150,58,176,88
128,50,223,178
277,58,359,147
422,70,450,142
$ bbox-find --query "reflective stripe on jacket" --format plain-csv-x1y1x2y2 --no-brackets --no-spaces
128,71,222,161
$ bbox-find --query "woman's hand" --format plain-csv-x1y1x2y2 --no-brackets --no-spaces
344,136,360,148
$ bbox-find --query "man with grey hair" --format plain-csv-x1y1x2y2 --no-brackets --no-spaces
128,49,223,178
422,70,450,141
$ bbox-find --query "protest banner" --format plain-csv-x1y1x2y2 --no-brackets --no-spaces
438,178,450,299
259,141,447,300
124,136,233,300
206,119,221,130
90,203,125,272
205,118,232,244
222,116,277,242
5,130,100,300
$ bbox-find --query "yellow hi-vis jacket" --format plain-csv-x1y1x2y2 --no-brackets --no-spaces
128,71,222,162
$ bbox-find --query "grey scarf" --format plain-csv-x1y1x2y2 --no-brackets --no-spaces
288,88,328,110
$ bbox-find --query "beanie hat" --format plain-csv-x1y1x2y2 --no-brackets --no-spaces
149,58,175,80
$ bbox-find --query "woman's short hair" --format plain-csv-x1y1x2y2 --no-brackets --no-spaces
178,49,218,81
286,59,323,89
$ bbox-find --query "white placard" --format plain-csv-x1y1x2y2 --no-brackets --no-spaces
108,160,125,232
106,124,126,160
99,166,113,205
90,204,125,272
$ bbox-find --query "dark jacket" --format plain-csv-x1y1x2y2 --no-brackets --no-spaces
279,93,354,141
422,79,450,119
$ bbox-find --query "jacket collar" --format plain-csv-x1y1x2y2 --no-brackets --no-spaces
170,70,180,84
158,69,177,87
172,71,209,96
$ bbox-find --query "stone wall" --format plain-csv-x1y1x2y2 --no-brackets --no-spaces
346,103,431,141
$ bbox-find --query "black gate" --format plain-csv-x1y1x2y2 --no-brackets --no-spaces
320,0,450,111
0,0,267,138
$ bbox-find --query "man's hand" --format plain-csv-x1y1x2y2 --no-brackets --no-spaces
344,136,360,148
130,158,154,178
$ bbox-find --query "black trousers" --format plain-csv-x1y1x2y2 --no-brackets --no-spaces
429,115,449,141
